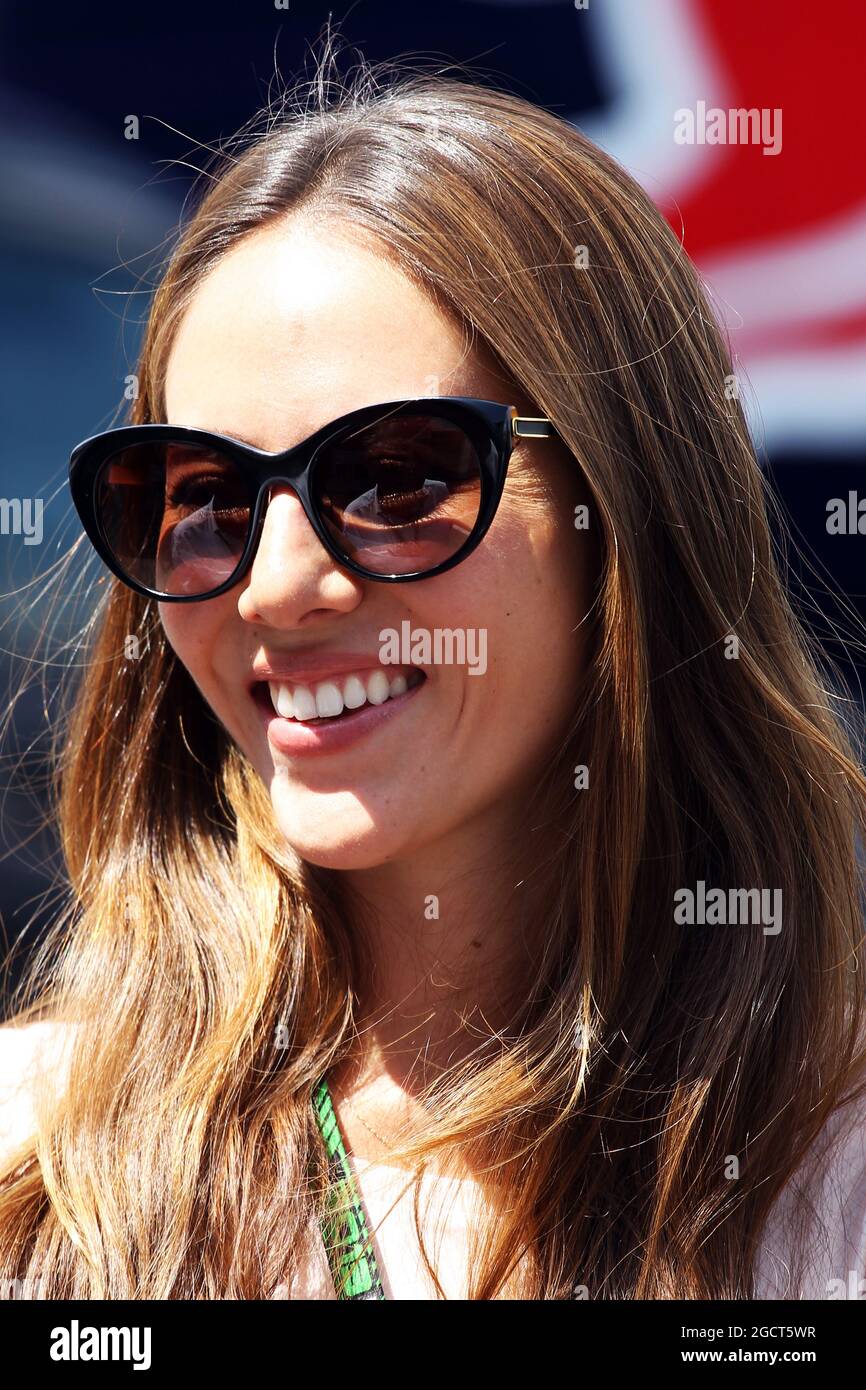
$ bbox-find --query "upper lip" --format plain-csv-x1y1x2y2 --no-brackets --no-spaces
249,650,419,688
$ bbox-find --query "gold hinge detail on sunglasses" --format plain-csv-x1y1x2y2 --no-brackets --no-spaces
512,415,554,439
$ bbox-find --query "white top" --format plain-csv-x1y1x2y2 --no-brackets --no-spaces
2,1022,865,1299
282,1159,485,1300
752,1090,866,1299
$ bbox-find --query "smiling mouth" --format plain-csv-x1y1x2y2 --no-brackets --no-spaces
251,666,426,727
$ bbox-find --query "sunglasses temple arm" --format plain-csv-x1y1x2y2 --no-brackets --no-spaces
511,416,555,439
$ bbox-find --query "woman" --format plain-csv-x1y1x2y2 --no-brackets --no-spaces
1,51,865,1300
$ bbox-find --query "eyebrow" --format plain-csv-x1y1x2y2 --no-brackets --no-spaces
200,426,266,449
166,422,263,448
185,403,419,452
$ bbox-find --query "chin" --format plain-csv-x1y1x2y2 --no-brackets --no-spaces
268,772,407,871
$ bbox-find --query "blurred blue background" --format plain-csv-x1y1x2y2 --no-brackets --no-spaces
1,0,864,991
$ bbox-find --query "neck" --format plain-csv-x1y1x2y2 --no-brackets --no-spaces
329,808,555,1100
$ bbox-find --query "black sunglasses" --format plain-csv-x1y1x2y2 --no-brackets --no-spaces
68,396,555,600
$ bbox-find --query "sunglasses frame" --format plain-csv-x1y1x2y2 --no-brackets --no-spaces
68,396,555,601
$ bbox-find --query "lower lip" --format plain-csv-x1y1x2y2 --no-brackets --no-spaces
254,678,426,756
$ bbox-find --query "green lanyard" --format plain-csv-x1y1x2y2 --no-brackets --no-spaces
312,1078,387,1300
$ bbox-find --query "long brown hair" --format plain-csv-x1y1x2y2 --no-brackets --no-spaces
3,35,866,1298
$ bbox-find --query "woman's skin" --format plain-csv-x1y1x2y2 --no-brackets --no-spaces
161,216,596,1159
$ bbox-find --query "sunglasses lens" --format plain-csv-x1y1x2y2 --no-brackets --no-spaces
94,441,253,596
313,411,485,576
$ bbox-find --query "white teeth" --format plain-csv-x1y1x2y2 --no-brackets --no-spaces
276,684,294,719
291,686,318,721
343,675,367,710
266,668,417,721
315,681,344,719
366,670,390,705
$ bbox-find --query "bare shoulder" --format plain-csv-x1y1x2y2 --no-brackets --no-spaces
754,1084,866,1299
0,1020,76,1166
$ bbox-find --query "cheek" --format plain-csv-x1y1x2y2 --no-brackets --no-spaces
476,501,593,731
423,508,588,763
158,602,233,702
490,486,591,630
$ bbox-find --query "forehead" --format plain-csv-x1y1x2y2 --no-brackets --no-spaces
162,218,474,452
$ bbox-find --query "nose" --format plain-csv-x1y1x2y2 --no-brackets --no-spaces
236,484,363,629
